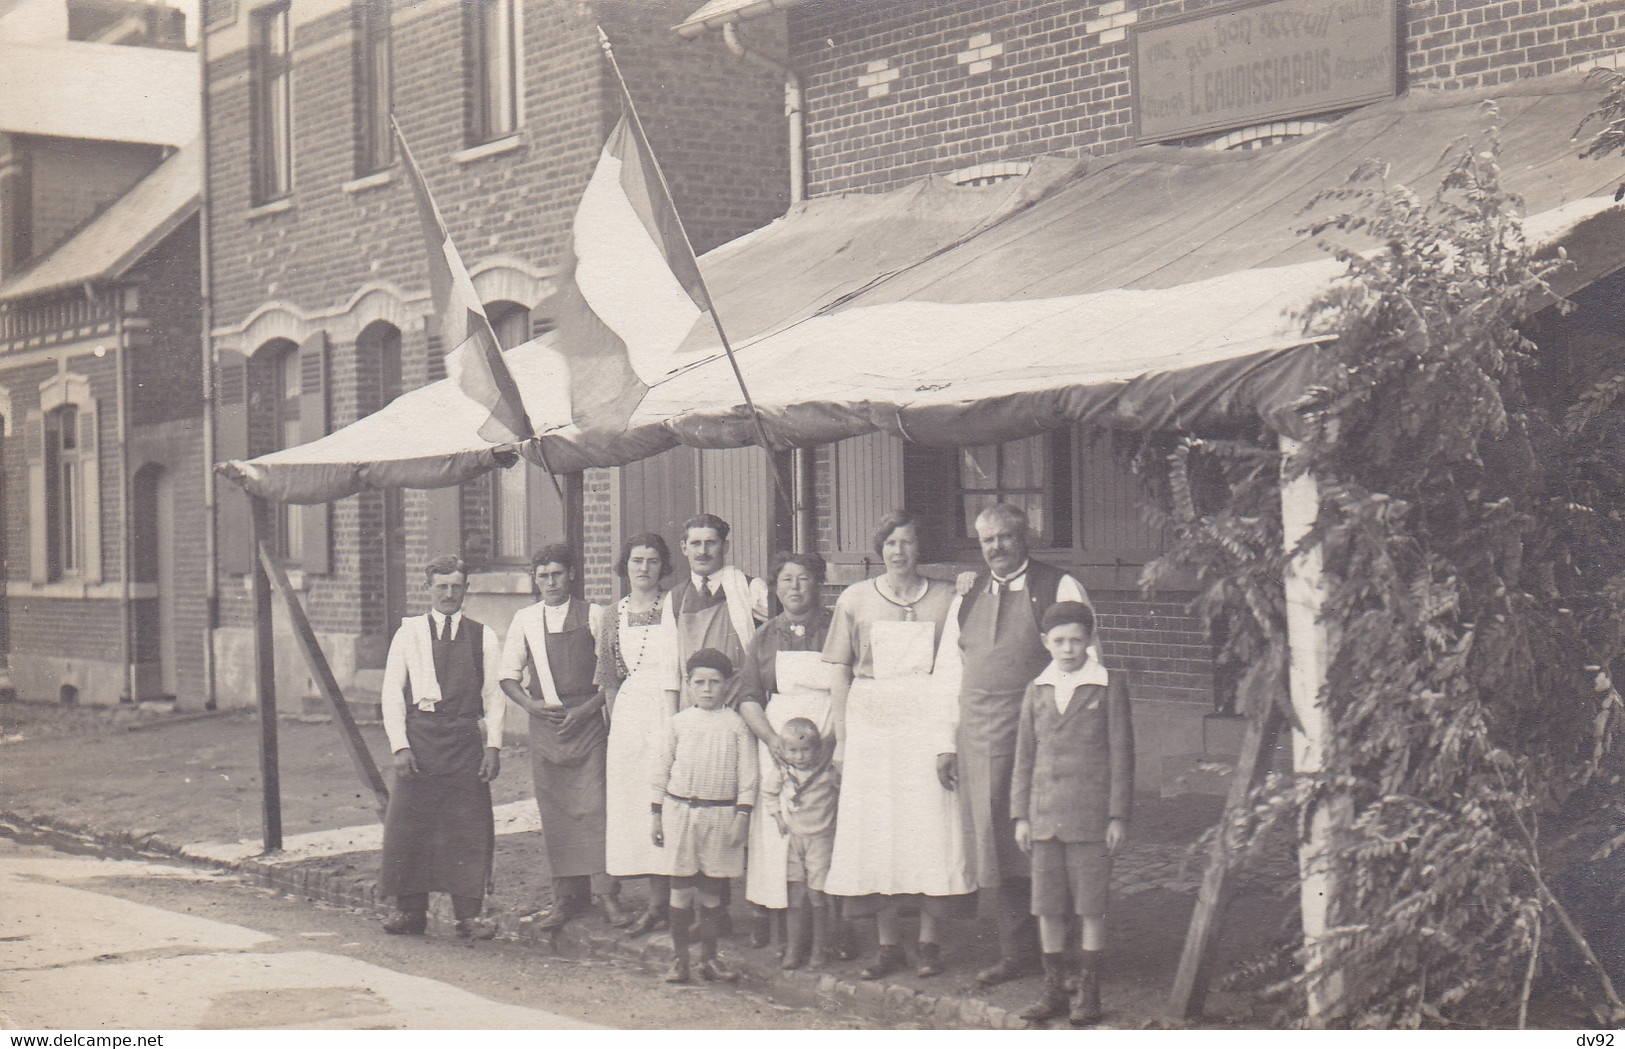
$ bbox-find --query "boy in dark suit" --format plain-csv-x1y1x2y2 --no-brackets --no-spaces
1011,601,1133,1025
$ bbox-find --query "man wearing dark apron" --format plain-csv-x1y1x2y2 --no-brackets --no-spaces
937,504,1093,984
499,543,625,930
379,555,505,938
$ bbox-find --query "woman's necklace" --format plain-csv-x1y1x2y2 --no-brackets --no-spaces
875,575,928,621
620,590,662,676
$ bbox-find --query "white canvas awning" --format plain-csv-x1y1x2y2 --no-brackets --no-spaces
222,73,1625,503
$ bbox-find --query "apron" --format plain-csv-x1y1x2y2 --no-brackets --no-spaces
745,650,836,908
526,607,609,881
379,621,494,899
605,599,679,877
677,586,748,710
825,619,972,899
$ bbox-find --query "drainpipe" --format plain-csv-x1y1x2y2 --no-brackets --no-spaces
114,291,134,704
720,21,816,551
199,15,219,709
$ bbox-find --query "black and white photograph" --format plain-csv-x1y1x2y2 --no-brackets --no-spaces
2,0,1625,1034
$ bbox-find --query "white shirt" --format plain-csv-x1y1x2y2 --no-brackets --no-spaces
1033,657,1110,715
428,609,464,642
541,599,571,633
989,560,1088,604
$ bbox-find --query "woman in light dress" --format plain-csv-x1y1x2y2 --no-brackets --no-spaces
597,533,682,935
823,510,972,980
740,551,836,939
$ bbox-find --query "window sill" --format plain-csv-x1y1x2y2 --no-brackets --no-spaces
342,170,393,194
246,196,294,219
239,568,306,591
24,580,145,600
468,569,532,595
453,134,524,165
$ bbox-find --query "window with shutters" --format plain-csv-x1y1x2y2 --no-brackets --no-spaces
245,338,326,567
27,373,99,584
352,0,392,176
250,1,293,204
45,406,80,579
466,0,520,146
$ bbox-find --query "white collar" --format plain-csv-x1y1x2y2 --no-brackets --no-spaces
692,570,724,592
429,609,464,640
541,599,571,630
989,560,1031,592
1034,655,1109,690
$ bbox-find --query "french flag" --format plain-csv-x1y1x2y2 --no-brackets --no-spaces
396,120,535,445
552,108,712,433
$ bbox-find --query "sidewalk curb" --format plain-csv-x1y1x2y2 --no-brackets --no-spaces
1,809,1029,1031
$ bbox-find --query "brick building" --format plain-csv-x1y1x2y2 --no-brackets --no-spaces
202,0,788,712
0,5,203,708
589,0,1625,791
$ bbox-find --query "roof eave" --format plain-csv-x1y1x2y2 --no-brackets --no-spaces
0,195,199,305
672,0,805,38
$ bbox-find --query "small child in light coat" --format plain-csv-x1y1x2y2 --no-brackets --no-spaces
1011,601,1134,1026
763,717,840,969
651,648,758,984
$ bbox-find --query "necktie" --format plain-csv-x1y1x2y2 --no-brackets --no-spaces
699,578,713,601
440,615,453,643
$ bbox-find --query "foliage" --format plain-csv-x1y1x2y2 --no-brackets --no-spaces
1143,112,1625,1027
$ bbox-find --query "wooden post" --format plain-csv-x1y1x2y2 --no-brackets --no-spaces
250,495,283,853
1166,704,1284,1019
258,541,390,819
1278,434,1340,1025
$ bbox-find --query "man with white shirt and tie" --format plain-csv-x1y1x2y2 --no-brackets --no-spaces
666,513,770,711
378,555,505,939
936,503,1093,984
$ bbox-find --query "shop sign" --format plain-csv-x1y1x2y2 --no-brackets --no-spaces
1134,0,1398,143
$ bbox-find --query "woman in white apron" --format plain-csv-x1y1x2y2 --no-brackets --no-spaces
597,533,682,935
823,510,971,981
741,552,836,933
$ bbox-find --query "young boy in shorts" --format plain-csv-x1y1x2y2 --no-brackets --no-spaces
1011,601,1134,1024
764,717,839,970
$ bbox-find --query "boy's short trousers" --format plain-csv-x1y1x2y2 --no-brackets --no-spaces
1030,839,1110,917
786,829,835,891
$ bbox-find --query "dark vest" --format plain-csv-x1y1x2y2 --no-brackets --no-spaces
957,558,1068,635
409,615,484,715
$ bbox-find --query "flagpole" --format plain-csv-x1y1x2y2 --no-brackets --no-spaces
595,28,793,514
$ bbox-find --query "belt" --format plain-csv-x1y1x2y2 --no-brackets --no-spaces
667,792,737,807
407,708,481,720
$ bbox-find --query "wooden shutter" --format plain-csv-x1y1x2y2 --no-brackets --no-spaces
834,432,904,557
426,485,462,560
23,409,45,583
297,332,331,573
215,348,252,575
78,402,101,584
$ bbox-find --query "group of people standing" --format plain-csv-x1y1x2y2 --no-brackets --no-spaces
375,503,1133,1023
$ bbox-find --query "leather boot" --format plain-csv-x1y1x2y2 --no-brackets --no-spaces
665,906,693,983
1071,951,1103,1024
694,906,739,982
807,905,831,967
1021,954,1070,1021
625,903,668,937
859,943,906,981
781,903,810,970
382,910,426,935
750,906,774,949
598,893,633,928
915,940,944,977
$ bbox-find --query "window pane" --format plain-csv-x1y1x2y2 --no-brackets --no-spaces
1001,436,1042,491
962,493,996,540
495,464,528,561
60,460,76,571
474,0,517,141
959,446,997,491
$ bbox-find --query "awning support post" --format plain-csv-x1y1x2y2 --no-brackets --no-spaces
250,494,283,854
1278,434,1341,1025
1166,703,1285,1020
257,540,390,820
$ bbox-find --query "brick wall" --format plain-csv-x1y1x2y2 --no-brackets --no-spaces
128,220,203,427
1405,0,1625,89
582,466,616,601
24,137,163,263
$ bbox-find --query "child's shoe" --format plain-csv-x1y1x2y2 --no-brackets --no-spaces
915,941,944,977
664,957,692,983
1069,971,1102,1025
859,943,906,980
1022,955,1071,1021
696,949,740,982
